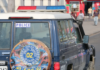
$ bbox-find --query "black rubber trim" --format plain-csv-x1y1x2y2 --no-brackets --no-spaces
91,45,95,56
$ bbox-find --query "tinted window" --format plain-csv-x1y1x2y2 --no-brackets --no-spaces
73,23,82,43
57,20,77,42
14,23,51,48
67,20,82,43
57,20,68,42
75,28,82,43
0,23,11,49
67,20,76,39
66,20,72,39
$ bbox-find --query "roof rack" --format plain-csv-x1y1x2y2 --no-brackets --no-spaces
17,6,67,13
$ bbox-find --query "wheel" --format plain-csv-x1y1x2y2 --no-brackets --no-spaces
71,66,73,70
67,65,73,70
87,56,95,70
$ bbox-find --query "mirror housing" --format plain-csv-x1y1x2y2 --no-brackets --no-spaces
83,35,89,44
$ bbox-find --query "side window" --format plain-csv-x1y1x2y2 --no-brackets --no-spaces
67,20,82,43
0,23,11,49
75,28,82,43
57,20,68,42
65,20,72,39
73,23,82,43
67,20,76,38
65,20,76,39
57,20,82,43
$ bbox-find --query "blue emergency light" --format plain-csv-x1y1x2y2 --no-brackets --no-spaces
46,6,66,10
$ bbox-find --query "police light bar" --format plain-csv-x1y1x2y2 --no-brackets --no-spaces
17,6,66,12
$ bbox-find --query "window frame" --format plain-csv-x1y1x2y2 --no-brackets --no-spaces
70,1,80,12
14,21,52,49
0,22,12,50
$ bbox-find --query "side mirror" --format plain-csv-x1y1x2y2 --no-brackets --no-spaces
83,35,89,44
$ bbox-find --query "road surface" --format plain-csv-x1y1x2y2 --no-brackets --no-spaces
89,32,100,70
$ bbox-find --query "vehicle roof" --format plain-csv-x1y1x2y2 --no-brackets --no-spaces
0,12,72,19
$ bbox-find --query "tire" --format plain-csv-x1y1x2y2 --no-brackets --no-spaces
71,66,73,70
87,56,95,70
67,65,73,70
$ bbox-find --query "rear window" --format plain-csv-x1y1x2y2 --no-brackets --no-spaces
14,23,51,48
0,23,11,49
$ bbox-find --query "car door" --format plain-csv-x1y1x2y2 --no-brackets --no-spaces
56,20,79,70
73,23,87,70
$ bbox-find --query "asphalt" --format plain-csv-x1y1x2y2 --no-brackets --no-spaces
83,19,100,36
89,32,100,70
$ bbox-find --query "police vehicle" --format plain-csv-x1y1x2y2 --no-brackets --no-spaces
0,6,95,70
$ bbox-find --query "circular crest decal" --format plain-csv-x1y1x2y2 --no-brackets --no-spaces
10,39,51,70
20,45,40,65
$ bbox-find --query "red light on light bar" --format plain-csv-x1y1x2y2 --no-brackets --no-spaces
17,6,36,10
9,17,33,19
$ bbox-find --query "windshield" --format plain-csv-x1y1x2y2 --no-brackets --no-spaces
14,22,51,48
0,23,11,49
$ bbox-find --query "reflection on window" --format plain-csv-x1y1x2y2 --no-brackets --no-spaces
57,20,78,42
15,23,51,48
68,20,76,38
0,23,11,49
57,20,81,44
75,28,82,43
66,20,72,39
57,20,68,42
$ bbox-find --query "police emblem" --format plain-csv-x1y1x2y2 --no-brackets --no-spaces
20,45,40,66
